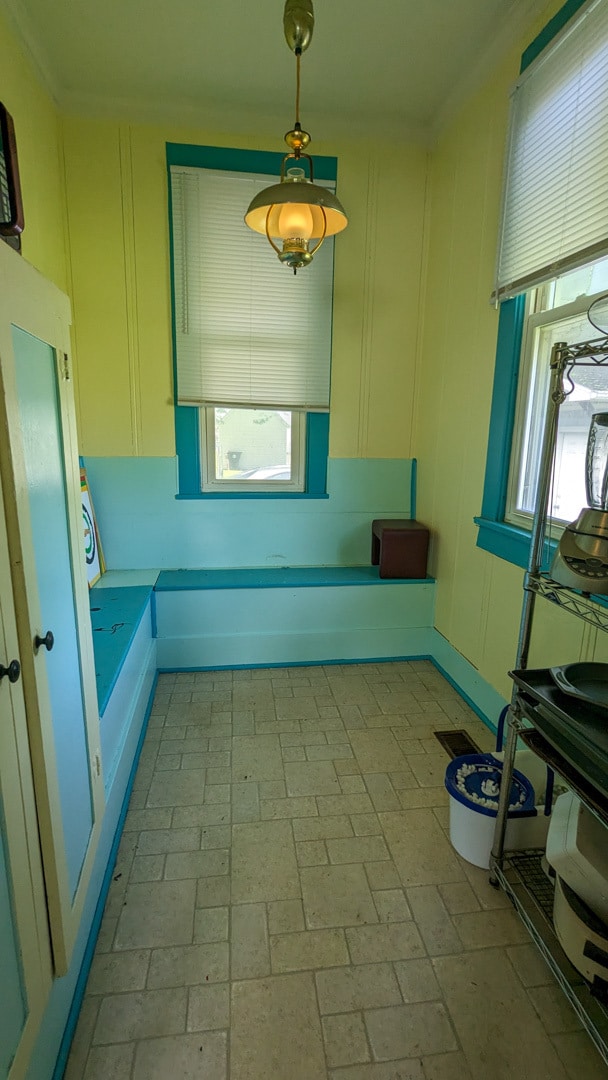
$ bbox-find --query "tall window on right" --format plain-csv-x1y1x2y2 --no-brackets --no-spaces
478,0,608,564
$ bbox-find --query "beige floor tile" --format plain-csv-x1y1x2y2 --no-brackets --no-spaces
259,780,287,799
397,789,448,810
307,743,354,760
206,766,232,785
231,903,270,980
551,1032,608,1080
352,813,382,836
64,999,100,1080
271,928,349,972
364,774,401,812
86,950,150,995
82,1043,135,1079
394,959,441,1003
115,880,196,949
164,849,228,880
364,1002,457,1060
232,734,284,782
281,731,328,747
231,781,260,823
340,775,367,794
132,1032,227,1080
231,819,300,903
267,899,305,935
373,889,412,923
146,769,207,807
296,839,328,866
260,795,319,819
196,876,231,908
123,808,172,832
205,784,230,804
316,963,402,1015
136,828,200,856
293,815,354,841
335,757,362,775
452,908,528,949
365,862,402,891
147,943,229,988
231,973,326,1080
459,860,512,911
301,863,378,928
327,835,390,864
193,906,229,943
284,760,340,796
200,824,231,849
433,948,570,1080
506,943,555,988
282,745,307,761
130,854,165,883
437,883,480,916
406,886,462,956
527,985,582,1035
379,810,465,888
323,1012,370,1067
187,983,230,1031
346,922,425,965
327,1062,424,1079
422,1051,474,1080
172,805,231,828
350,730,410,773
318,793,375,817
93,987,187,1043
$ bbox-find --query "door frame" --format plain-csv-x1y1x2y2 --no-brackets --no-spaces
0,241,104,974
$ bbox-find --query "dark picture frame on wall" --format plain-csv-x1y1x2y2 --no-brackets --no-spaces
0,102,24,249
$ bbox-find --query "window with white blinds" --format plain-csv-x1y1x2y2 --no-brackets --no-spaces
170,165,334,411
494,0,608,303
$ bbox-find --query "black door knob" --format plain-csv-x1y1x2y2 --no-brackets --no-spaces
34,631,54,652
0,659,20,683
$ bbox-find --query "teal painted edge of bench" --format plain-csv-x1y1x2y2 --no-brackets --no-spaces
155,567,435,590
89,585,154,714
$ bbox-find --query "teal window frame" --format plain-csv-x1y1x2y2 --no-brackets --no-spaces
475,0,590,566
167,142,335,500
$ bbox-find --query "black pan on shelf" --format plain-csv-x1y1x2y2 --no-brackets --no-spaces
550,663,608,713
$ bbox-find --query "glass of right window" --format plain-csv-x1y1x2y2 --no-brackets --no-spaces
506,256,608,530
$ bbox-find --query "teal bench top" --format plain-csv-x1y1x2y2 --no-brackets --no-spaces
155,567,434,591
89,585,154,714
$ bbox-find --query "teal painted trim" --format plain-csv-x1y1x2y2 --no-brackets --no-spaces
520,0,589,71
475,517,533,569
150,590,158,638
410,458,417,520
430,659,499,735
155,567,435,591
175,408,201,496
166,142,338,182
480,296,527,524
158,655,436,674
306,413,329,494
51,674,158,1080
89,587,154,714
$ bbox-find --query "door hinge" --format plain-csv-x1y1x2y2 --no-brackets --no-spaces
62,353,70,380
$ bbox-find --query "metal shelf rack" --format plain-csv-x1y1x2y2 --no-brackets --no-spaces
489,333,608,1067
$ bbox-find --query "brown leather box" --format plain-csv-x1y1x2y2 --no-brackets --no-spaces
371,519,430,579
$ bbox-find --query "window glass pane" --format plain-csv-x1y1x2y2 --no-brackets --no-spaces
515,311,608,522
553,256,608,309
213,408,292,481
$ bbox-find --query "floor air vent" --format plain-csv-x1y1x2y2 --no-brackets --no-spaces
434,729,482,758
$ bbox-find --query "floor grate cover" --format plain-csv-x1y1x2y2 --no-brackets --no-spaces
508,850,555,923
434,729,482,758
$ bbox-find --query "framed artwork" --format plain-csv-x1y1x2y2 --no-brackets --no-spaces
0,103,24,244
80,467,105,586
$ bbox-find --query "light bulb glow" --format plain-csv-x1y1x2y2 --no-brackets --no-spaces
277,202,314,242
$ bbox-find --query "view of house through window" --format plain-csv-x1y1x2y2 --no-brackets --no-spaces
506,256,608,529
201,407,305,491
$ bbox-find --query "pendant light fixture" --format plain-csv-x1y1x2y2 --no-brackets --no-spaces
244,0,348,272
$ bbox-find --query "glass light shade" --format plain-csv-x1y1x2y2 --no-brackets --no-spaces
277,201,314,241
245,176,348,241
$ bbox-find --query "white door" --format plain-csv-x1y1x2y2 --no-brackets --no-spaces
0,463,53,1079
0,241,104,973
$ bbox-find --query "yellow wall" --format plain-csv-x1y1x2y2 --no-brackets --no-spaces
0,10,66,291
413,1,595,701
60,118,428,458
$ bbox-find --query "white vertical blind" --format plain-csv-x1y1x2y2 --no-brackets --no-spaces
494,0,608,302
170,165,334,410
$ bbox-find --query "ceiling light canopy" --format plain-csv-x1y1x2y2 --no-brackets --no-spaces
244,0,348,272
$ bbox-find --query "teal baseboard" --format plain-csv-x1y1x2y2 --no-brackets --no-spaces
427,628,507,733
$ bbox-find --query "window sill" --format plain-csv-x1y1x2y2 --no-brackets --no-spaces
175,492,330,501
474,516,557,569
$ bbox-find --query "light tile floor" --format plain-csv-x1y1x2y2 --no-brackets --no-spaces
65,661,608,1080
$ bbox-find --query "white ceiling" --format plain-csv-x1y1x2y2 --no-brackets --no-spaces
2,0,549,142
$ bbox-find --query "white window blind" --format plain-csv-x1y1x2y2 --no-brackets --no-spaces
170,165,334,410
494,0,608,303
